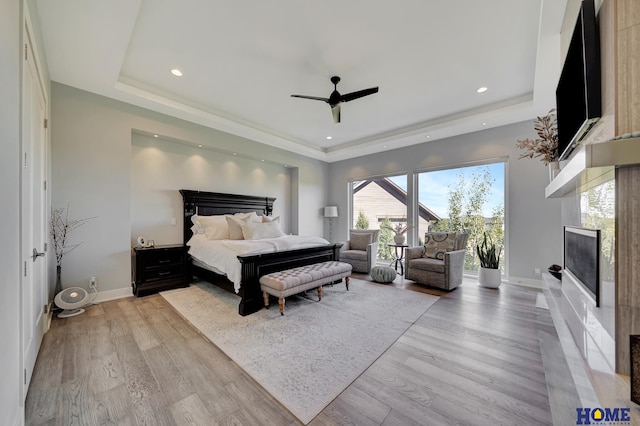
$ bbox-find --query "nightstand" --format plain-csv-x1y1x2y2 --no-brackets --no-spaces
132,244,188,296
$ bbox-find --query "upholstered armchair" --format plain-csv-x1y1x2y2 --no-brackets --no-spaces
405,233,468,291
340,229,379,273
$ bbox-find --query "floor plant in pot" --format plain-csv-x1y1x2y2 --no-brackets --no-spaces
476,232,502,288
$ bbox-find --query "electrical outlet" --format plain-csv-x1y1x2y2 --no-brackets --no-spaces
89,276,97,289
534,268,541,276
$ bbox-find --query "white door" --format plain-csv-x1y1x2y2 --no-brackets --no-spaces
20,34,48,400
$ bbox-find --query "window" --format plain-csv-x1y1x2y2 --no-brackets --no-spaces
351,174,407,261
417,162,505,273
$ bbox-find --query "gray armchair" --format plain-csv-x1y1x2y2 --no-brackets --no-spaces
340,229,379,273
405,233,468,291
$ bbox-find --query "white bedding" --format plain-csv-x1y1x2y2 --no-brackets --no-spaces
187,234,330,292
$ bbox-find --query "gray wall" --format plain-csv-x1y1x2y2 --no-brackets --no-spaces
0,0,22,423
328,121,562,281
51,83,328,294
131,133,292,246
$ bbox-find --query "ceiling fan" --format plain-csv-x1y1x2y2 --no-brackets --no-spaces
291,76,379,123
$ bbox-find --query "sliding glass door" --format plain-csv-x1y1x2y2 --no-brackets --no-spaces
417,162,505,273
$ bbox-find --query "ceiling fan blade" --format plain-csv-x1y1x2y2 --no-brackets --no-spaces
331,104,341,123
340,87,379,103
291,94,330,103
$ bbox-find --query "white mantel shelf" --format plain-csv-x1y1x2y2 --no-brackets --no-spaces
545,137,640,198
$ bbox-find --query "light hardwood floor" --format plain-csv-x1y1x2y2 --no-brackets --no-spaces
26,275,558,425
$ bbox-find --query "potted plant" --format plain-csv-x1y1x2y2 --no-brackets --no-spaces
476,232,502,288
381,221,410,244
515,109,559,181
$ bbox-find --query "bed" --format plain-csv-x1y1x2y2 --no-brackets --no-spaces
180,190,342,316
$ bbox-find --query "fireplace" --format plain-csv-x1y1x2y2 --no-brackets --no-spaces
564,226,601,306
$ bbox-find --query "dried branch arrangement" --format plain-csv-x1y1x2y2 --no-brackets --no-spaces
516,109,559,166
381,221,411,235
50,203,95,266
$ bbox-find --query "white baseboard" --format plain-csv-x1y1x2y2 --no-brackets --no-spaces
504,275,543,289
93,286,133,303
463,273,543,290
12,405,24,426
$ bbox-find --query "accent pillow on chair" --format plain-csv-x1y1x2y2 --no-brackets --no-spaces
423,232,457,260
350,232,373,251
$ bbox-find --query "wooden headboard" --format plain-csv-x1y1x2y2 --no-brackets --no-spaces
179,190,276,244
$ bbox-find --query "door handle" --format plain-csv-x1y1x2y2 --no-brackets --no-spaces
31,248,45,262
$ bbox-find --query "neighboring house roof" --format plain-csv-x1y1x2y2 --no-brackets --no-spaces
353,178,441,222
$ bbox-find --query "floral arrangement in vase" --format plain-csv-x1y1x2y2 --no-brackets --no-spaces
381,221,411,244
515,109,559,166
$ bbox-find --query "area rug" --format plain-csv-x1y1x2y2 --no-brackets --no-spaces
160,279,439,424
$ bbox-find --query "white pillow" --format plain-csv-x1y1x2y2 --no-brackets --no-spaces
234,211,260,222
226,214,260,240
192,214,230,240
191,214,206,234
261,215,280,223
241,221,285,240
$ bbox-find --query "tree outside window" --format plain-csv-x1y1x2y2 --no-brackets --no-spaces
421,164,505,272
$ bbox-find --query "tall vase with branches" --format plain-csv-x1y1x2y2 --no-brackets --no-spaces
50,204,94,295
516,109,559,180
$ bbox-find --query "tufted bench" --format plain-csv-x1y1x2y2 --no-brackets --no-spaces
259,261,352,315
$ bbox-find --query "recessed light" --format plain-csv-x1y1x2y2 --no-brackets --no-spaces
326,136,332,140
284,164,289,168
153,134,158,138
232,152,237,156
261,159,265,162
198,144,202,148
482,122,487,126
383,145,387,149
477,86,488,93
426,135,430,139
171,68,183,77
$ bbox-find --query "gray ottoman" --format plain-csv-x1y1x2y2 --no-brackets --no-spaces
370,266,397,283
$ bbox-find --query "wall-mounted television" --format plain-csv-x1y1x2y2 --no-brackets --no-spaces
555,0,601,160
564,226,600,306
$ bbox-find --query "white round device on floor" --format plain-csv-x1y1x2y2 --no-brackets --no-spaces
54,287,89,318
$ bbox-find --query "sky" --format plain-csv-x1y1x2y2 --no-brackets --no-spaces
389,162,505,218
